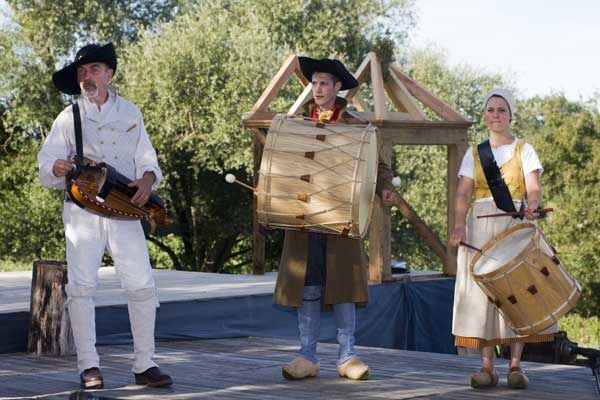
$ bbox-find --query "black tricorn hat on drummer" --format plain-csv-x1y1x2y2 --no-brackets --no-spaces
299,57,359,91
52,42,117,95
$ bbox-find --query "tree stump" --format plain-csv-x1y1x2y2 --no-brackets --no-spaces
27,260,75,355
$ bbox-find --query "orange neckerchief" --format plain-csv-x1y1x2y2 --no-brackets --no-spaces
310,101,340,123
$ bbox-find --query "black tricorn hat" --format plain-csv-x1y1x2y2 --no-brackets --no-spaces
52,42,117,95
299,57,358,91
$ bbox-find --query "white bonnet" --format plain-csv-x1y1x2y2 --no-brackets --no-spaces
484,88,516,118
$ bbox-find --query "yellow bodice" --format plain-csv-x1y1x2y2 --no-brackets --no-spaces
473,140,527,200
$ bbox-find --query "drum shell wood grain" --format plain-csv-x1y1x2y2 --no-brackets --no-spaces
257,115,378,238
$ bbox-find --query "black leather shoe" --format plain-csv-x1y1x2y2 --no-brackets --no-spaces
134,367,173,387
80,367,104,389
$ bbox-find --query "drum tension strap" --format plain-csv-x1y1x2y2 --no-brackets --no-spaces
477,140,523,216
72,103,84,164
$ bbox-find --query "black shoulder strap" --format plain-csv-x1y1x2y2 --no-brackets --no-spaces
477,140,517,213
72,103,83,164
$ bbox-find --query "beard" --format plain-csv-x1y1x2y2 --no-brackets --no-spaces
81,80,99,100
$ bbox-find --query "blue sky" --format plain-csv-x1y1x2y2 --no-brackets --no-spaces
412,0,600,104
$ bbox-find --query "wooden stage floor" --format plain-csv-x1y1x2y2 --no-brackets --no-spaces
0,337,596,400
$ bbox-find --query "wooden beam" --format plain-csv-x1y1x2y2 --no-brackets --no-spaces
391,194,447,267
288,83,312,115
389,65,469,122
242,111,278,129
251,128,266,146
251,54,298,113
350,92,370,112
368,195,392,283
370,52,387,123
379,123,469,145
294,69,309,87
359,111,411,122
355,52,373,83
445,144,462,275
243,112,471,143
383,80,409,113
387,70,427,120
252,136,266,275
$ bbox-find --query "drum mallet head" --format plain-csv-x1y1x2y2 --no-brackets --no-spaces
392,177,401,187
225,173,256,192
225,173,236,184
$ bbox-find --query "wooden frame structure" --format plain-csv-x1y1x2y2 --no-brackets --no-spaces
242,52,471,280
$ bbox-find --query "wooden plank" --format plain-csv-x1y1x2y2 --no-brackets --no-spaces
253,136,266,275
383,80,409,113
379,125,469,145
370,52,387,124
0,337,595,400
350,91,369,112
251,54,299,113
358,111,411,122
294,69,309,87
243,113,471,132
389,65,470,122
242,111,278,129
344,52,373,101
368,138,392,284
446,144,458,275
387,69,427,120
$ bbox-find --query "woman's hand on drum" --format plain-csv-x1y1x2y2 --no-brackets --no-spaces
523,207,540,220
450,225,467,247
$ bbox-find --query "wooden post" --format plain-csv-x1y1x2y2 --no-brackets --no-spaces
252,133,266,275
446,143,468,275
27,260,75,356
369,140,393,283
368,195,392,283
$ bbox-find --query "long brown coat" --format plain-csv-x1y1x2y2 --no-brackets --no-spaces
273,97,393,308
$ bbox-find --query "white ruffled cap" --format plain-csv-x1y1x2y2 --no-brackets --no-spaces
225,173,236,184
484,88,516,119
392,177,401,187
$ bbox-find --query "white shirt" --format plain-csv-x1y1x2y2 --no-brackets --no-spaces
458,139,542,202
38,89,162,191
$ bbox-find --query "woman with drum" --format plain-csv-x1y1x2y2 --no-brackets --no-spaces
449,88,557,389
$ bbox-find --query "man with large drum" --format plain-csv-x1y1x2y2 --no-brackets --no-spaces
274,57,396,380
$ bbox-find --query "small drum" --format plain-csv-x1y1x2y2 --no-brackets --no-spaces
256,115,378,238
471,223,580,336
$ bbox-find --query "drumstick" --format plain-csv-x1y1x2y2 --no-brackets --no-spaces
459,241,499,261
225,173,256,192
459,241,482,252
476,208,554,219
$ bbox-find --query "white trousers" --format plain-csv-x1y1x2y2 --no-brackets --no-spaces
63,202,158,373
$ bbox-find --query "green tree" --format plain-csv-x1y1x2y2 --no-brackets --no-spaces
0,0,180,266
119,0,416,272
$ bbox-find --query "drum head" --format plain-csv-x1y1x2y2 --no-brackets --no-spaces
472,224,536,275
358,131,378,235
